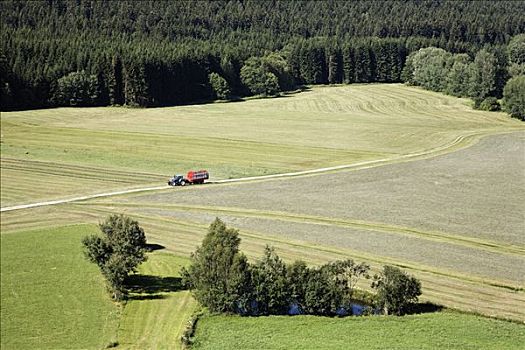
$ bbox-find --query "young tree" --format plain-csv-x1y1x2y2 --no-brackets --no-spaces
507,34,525,78
502,76,525,121
372,265,422,315
181,218,251,313
208,72,231,100
240,57,281,96
82,214,148,300
468,48,498,101
410,47,452,92
287,260,310,311
52,70,99,106
446,54,472,97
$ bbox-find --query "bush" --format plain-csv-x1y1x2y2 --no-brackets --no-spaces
240,56,283,96
250,246,290,315
208,72,231,100
372,265,422,315
52,70,99,106
502,75,525,120
478,97,501,111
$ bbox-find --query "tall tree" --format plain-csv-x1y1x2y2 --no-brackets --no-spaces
82,214,148,300
181,218,251,313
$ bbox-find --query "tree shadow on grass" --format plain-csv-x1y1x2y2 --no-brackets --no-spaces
145,243,165,252
126,293,167,301
125,274,183,294
405,302,444,315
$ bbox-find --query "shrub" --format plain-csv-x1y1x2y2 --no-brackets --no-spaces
502,75,525,120
52,70,99,106
181,218,251,313
478,97,501,111
240,56,282,96
208,72,231,100
372,265,422,315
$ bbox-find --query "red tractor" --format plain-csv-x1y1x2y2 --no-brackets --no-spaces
168,170,209,186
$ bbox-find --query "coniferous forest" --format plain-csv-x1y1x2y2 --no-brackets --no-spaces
1,0,524,112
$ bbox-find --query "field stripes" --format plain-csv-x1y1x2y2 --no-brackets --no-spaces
97,202,524,257
68,206,525,321
116,253,197,349
0,128,508,213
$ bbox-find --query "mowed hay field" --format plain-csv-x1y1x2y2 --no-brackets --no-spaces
68,132,524,321
2,84,525,347
116,253,197,350
1,84,524,207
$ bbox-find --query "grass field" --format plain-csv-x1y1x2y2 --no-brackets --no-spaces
2,84,523,207
116,253,197,350
2,84,525,348
0,225,119,349
0,224,197,350
192,312,525,350
60,132,522,321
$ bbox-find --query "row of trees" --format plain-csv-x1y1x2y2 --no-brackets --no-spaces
182,219,422,316
402,34,525,119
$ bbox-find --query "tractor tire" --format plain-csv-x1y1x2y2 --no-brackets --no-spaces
180,180,186,186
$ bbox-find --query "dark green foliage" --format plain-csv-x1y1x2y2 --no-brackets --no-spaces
327,49,343,84
507,35,525,78
468,49,498,100
240,57,281,96
409,47,452,92
304,266,342,316
508,34,525,65
82,214,148,300
184,219,374,317
52,71,99,106
2,1,524,110
478,97,501,111
209,73,231,100
181,218,251,313
445,54,472,97
250,246,290,315
372,265,422,316
503,76,525,120
286,261,310,310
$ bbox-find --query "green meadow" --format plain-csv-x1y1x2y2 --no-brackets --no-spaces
193,312,525,350
0,225,120,349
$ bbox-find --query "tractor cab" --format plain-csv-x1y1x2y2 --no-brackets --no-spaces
168,174,185,186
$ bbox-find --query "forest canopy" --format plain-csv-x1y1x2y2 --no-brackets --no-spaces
1,0,524,110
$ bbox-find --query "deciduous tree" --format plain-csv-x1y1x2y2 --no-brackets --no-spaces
82,214,148,300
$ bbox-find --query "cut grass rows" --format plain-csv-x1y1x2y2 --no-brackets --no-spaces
2,85,524,207
89,201,524,257
116,253,197,350
69,205,525,321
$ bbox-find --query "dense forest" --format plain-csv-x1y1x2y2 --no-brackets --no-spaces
1,0,525,111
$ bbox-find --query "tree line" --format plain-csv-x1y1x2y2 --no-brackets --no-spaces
402,34,525,119
1,0,525,111
82,216,422,317
181,218,422,317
